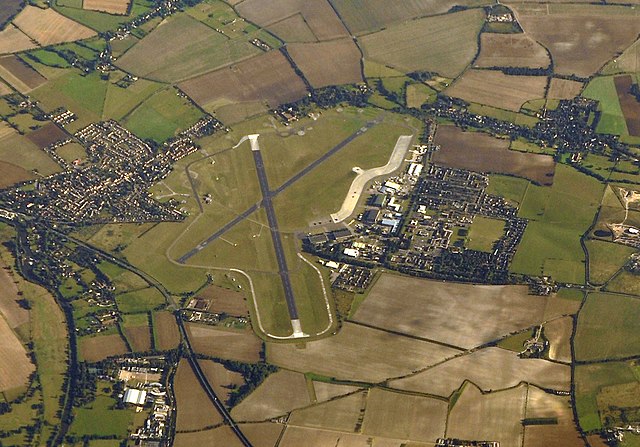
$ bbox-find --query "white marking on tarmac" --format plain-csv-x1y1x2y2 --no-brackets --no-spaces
248,134,260,151
291,319,307,338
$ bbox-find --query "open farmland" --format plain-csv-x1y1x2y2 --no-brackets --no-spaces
446,69,546,112
446,384,526,447
186,323,262,363
27,122,68,149
433,125,555,184
266,15,317,43
198,285,249,316
287,39,362,88
575,292,640,360
79,333,128,362
152,311,180,350
0,24,37,55
475,33,550,68
360,9,485,78
267,322,460,382
0,55,46,93
330,0,491,35
545,317,573,363
586,239,636,285
0,315,34,391
362,388,448,442
179,51,307,112
0,162,33,188
313,381,360,402
175,426,245,447
352,274,551,350
582,75,627,136
174,359,224,431
390,347,569,397
511,3,640,77
0,259,29,329
236,0,348,42
83,0,130,15
524,386,583,447
122,314,151,352
614,75,640,136
199,360,244,404
116,14,260,83
240,423,284,447
231,370,310,421
289,391,364,432
0,0,23,28
548,78,584,100
12,6,95,46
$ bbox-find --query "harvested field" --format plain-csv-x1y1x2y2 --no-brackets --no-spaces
575,292,640,360
330,0,491,35
239,423,284,447
197,285,248,316
175,425,244,447
0,161,33,188
0,260,29,328
432,125,555,185
446,69,546,112
83,0,130,15
152,311,180,350
512,4,640,77
266,14,317,43
0,313,34,391
389,347,570,397
0,24,37,55
174,359,223,431
267,322,460,383
0,80,9,96
313,381,360,402
524,386,583,447
231,370,310,421
26,122,67,149
186,323,262,363
0,132,60,177
0,55,46,93
0,0,23,29
359,9,485,78
116,14,260,83
548,78,584,100
199,360,244,404
545,317,573,363
79,333,128,362
13,6,95,46
353,273,550,350
236,0,348,41
179,51,307,110
362,388,447,442
446,384,526,447
287,39,363,88
475,33,550,68
290,391,364,432
123,325,151,352
614,75,640,136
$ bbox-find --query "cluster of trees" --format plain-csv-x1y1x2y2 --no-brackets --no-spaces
210,357,278,408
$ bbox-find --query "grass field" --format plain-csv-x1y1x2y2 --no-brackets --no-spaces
54,0,154,33
289,391,363,432
122,87,202,142
102,77,163,121
353,274,549,349
267,322,460,382
575,292,640,361
69,394,134,437
511,164,604,284
446,384,526,447
390,347,569,397
287,39,362,88
186,323,262,363
359,9,485,78
405,82,436,108
231,370,310,421
362,388,447,442
487,174,530,208
586,239,636,285
607,270,640,296
0,132,61,177
115,287,165,313
116,13,261,83
583,76,628,136
174,359,224,431
152,311,180,350
475,33,550,69
466,216,505,252
122,313,151,352
512,3,640,77
446,69,546,112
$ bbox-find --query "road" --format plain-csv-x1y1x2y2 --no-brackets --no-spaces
177,115,383,263
250,135,304,336
330,134,413,223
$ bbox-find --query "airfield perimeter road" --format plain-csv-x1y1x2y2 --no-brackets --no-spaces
177,115,383,264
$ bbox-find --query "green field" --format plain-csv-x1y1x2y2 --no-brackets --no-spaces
54,0,155,33
606,270,640,296
103,77,163,121
575,361,637,431
511,164,604,284
116,287,166,313
486,174,530,208
24,49,71,68
582,76,628,136
575,292,640,361
69,394,135,437
0,133,61,176
586,239,636,285
465,216,505,252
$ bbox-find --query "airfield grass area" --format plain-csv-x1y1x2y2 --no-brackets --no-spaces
511,164,604,284
359,8,485,78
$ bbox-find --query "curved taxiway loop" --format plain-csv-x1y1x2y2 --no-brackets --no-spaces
330,134,414,223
